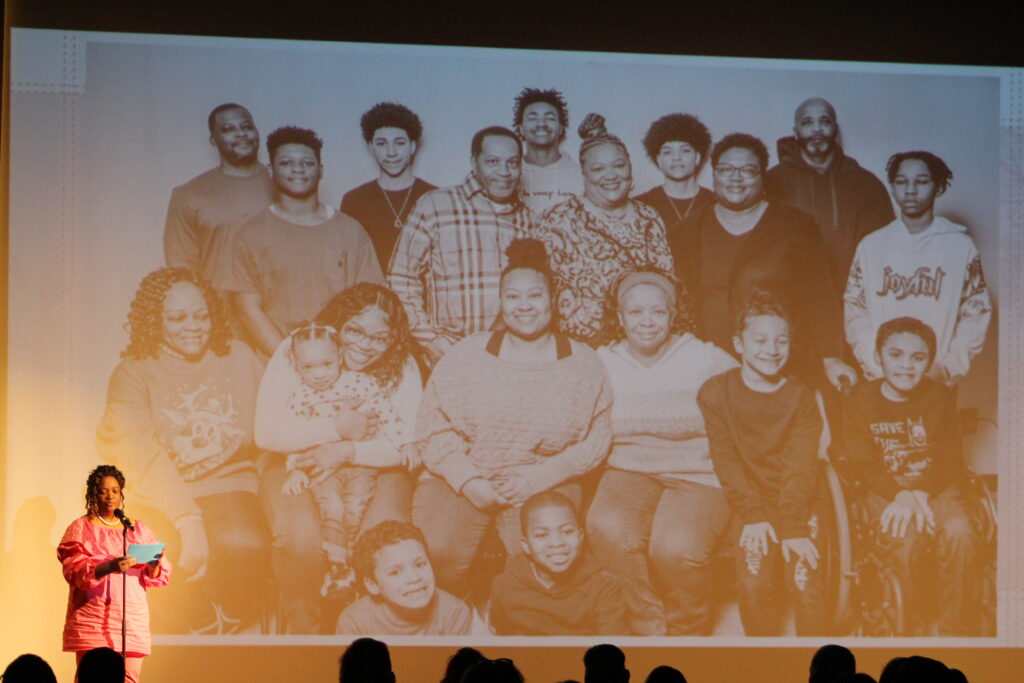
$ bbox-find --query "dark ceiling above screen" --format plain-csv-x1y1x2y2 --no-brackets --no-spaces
6,0,1022,68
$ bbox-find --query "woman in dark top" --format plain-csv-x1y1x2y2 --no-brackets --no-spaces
667,132,856,392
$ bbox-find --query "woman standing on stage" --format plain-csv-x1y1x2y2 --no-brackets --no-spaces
58,464,170,683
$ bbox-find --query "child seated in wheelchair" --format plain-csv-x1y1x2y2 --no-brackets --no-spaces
841,316,979,635
698,289,827,636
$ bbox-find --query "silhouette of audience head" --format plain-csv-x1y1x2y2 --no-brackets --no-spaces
584,644,630,683
810,645,856,683
1,653,57,683
645,665,687,683
879,656,953,683
76,648,125,683
339,638,395,683
835,674,877,683
459,658,524,683
440,647,485,683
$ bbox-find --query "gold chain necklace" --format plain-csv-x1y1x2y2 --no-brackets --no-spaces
379,180,415,229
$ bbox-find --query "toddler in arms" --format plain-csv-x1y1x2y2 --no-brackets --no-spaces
280,322,411,598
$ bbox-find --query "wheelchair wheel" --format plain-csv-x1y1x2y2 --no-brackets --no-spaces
817,460,855,633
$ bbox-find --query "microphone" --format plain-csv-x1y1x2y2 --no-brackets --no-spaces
114,509,135,532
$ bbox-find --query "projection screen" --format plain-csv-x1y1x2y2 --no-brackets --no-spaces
2,24,1022,683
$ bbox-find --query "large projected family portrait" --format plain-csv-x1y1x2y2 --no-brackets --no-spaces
6,30,1003,645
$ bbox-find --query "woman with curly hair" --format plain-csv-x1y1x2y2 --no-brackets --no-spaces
254,281,427,632
586,269,738,636
525,113,677,345
96,267,269,635
58,465,170,682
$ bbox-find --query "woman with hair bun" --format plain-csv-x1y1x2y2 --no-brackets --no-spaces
526,113,676,344
413,238,613,598
58,464,171,683
96,267,269,635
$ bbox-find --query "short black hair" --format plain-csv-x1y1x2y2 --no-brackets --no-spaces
360,102,424,143
875,316,937,366
513,87,569,135
471,125,522,158
711,132,770,173
886,150,953,194
519,490,579,532
641,113,712,165
267,126,324,163
207,102,250,133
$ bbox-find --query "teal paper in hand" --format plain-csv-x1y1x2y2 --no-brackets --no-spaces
128,542,165,564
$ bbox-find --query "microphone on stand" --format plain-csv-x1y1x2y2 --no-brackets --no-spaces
114,509,135,532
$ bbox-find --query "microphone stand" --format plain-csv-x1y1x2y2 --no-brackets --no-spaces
121,521,128,662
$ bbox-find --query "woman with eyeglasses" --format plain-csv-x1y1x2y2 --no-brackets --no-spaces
666,132,854,392
255,282,428,632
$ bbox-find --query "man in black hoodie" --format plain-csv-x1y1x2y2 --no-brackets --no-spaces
765,97,893,293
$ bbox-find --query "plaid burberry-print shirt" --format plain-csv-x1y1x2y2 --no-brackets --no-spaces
387,173,532,346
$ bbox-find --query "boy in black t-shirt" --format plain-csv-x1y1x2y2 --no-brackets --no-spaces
841,316,979,635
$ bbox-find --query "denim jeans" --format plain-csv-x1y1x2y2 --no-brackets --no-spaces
864,485,981,635
411,474,581,598
730,513,827,636
586,469,731,635
310,466,377,563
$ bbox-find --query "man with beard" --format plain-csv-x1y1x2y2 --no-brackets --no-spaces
221,126,382,357
668,132,856,391
635,113,715,232
164,103,276,287
513,87,582,215
388,126,531,361
765,97,894,291
340,103,437,270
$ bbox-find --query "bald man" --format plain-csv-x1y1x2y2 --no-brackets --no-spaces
765,97,893,290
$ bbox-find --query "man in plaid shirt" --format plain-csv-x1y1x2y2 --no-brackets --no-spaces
388,125,532,361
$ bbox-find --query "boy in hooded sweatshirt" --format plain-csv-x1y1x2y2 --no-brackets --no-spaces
489,491,627,635
844,151,992,385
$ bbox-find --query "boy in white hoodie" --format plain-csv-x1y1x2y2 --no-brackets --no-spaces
844,151,991,385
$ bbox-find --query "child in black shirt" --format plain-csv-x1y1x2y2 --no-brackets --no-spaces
841,316,979,635
698,290,826,636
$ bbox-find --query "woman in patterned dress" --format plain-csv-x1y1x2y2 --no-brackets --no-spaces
527,113,676,344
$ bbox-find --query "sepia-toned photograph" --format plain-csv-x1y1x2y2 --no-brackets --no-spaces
5,29,1006,647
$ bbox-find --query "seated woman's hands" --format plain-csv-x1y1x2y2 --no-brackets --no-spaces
491,470,534,507
290,441,356,486
332,399,379,441
461,478,509,511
